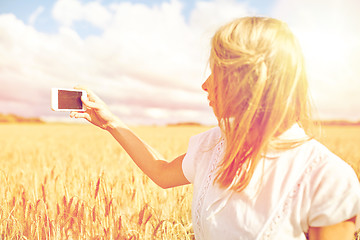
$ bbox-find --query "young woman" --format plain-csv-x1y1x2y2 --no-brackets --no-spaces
71,17,360,240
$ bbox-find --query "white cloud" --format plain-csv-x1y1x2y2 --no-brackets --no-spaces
190,0,255,32
52,0,83,27
81,1,112,28
52,0,112,28
271,0,360,120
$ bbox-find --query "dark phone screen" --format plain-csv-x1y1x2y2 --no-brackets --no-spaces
58,90,83,109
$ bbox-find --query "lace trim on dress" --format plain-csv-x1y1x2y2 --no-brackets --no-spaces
258,151,324,240
194,138,224,239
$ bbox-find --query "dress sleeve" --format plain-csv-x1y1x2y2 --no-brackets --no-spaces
182,127,221,184
182,134,199,183
308,153,360,227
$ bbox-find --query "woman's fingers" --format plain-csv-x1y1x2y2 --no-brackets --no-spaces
75,85,105,107
71,86,111,128
81,96,100,109
74,85,92,94
75,85,101,102
70,112,91,122
73,85,100,109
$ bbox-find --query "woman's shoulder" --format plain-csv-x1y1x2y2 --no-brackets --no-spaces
299,140,360,227
297,139,360,202
304,139,356,174
289,139,357,181
189,126,222,146
194,126,222,138
182,126,222,184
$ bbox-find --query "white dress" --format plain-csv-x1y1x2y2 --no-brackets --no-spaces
182,124,360,240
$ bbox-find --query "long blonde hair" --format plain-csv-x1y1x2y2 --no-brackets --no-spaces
210,17,314,192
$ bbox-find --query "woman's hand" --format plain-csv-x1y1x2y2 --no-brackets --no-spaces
70,86,121,130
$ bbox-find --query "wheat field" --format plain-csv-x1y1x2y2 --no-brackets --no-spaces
0,123,359,239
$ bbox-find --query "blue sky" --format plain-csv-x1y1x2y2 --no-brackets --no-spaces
0,0,359,125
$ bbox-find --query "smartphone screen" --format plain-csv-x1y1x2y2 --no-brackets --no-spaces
58,90,83,110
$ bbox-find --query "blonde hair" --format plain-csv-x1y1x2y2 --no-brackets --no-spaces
210,17,314,192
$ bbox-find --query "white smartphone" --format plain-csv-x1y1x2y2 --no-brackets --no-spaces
51,88,87,111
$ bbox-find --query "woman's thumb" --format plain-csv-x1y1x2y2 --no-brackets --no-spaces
82,96,99,109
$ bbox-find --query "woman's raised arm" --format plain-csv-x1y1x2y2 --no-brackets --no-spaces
70,86,190,189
